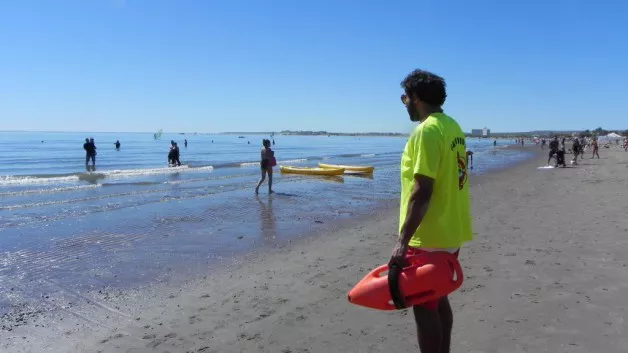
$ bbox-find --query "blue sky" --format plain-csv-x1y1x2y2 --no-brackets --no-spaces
1,0,626,134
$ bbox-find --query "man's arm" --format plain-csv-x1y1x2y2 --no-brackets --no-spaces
389,174,434,267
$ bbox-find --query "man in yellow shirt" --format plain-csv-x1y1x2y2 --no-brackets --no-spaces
389,69,472,353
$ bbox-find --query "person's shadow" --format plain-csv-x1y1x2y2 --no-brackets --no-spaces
256,195,277,243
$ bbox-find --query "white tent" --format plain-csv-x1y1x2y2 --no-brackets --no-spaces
598,132,622,143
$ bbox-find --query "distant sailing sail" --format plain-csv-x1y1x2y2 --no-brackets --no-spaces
154,129,163,140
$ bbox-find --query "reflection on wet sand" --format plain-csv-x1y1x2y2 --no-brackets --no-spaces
256,195,277,242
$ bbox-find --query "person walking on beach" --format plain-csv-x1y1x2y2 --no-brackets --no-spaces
548,136,559,165
571,138,581,165
255,139,275,194
541,139,546,150
389,69,472,353
591,138,600,159
579,136,586,158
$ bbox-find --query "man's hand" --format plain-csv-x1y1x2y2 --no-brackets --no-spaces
391,174,434,269
388,241,408,269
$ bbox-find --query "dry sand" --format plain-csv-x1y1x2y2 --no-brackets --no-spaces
3,147,628,353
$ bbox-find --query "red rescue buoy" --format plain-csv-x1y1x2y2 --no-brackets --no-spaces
347,251,463,310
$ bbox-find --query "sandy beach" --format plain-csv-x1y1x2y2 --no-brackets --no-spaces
3,146,628,353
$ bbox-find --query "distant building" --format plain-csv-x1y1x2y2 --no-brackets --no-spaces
471,128,490,137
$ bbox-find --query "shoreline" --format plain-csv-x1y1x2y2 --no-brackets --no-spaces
1,146,544,352
11,145,628,352
87,147,625,353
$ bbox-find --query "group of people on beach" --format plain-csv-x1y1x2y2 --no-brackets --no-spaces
544,135,603,167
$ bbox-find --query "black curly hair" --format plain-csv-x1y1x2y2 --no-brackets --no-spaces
400,69,447,106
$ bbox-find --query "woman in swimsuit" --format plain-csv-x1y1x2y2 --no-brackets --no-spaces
255,139,275,194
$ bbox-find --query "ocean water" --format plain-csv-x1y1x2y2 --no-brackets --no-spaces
0,131,531,312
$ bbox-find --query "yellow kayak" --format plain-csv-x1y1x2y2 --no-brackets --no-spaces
318,163,374,174
280,166,345,176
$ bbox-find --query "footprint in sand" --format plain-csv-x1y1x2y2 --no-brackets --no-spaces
189,315,202,324
238,332,262,341
146,338,165,348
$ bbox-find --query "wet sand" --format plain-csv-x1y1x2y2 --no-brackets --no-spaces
3,147,628,352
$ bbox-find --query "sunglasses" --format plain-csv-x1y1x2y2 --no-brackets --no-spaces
400,94,409,106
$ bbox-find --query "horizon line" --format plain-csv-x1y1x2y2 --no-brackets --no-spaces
1,128,625,135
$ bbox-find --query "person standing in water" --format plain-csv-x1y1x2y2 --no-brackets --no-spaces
168,140,176,166
466,150,474,169
83,138,90,164
114,140,121,150
255,139,275,194
184,139,188,148
83,138,96,166
173,142,181,165
389,69,472,353
90,138,97,164
168,141,181,166
493,140,497,147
